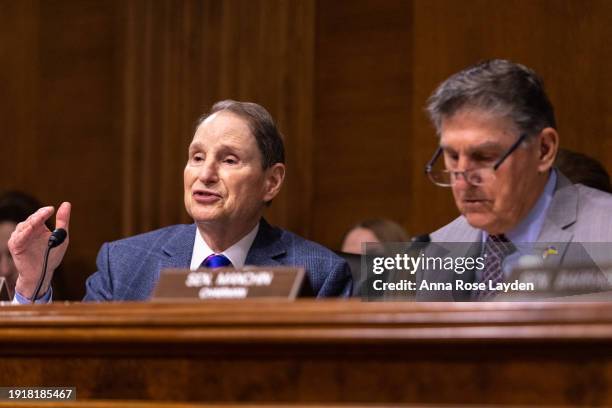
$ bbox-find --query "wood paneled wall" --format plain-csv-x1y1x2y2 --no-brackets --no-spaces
0,0,123,299
313,0,413,246
119,0,315,237
0,0,610,299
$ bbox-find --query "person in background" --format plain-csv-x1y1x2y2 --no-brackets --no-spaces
0,191,42,297
341,218,409,255
554,148,612,193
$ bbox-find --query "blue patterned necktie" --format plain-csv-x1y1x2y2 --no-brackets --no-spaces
475,234,515,300
202,254,233,269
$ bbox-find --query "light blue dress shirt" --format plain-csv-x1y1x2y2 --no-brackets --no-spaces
13,287,53,304
480,169,558,278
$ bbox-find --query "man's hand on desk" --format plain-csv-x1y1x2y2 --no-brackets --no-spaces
8,202,71,300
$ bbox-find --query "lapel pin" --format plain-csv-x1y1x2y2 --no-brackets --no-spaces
542,246,558,259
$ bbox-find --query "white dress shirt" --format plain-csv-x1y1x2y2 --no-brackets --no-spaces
189,222,260,270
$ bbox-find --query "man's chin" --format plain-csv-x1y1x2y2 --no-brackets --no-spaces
463,212,495,231
188,207,223,224
464,212,512,235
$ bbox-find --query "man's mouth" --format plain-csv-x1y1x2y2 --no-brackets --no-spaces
193,190,222,204
461,198,490,210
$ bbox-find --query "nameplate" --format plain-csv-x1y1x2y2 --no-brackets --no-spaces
503,263,612,299
152,267,306,300
0,278,9,301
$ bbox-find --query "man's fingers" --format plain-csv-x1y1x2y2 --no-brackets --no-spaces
8,206,56,254
55,202,72,231
14,220,28,234
13,206,52,235
29,206,55,227
8,223,33,253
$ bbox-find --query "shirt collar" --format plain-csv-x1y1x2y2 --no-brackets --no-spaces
190,222,260,270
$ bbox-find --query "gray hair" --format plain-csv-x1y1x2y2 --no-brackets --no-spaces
427,59,556,136
197,100,285,169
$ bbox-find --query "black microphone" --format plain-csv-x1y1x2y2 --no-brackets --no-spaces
406,233,431,258
31,228,68,303
411,234,431,243
48,228,67,248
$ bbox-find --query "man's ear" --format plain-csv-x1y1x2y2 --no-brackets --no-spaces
537,127,559,172
263,163,286,202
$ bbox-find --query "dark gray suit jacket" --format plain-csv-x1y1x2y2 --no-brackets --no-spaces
83,219,352,300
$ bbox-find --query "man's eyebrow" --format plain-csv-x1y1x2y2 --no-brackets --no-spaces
188,142,244,154
188,141,203,152
439,143,456,153
440,141,504,155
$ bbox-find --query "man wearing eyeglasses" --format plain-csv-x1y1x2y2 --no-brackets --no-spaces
421,59,612,300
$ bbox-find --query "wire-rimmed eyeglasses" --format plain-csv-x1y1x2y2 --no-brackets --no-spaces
425,133,528,187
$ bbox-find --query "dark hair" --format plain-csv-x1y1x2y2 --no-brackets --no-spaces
555,149,612,193
0,191,41,224
196,100,285,169
427,59,556,136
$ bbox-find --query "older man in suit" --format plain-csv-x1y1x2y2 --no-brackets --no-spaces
10,100,352,302
420,59,612,300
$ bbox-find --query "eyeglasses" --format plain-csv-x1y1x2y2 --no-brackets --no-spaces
425,133,528,187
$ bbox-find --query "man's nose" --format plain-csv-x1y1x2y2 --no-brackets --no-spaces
449,156,471,188
455,155,471,172
451,171,471,190
198,159,219,184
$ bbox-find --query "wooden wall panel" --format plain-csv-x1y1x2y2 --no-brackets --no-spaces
313,0,413,247
120,0,315,237
0,0,123,299
0,1,38,189
0,0,610,298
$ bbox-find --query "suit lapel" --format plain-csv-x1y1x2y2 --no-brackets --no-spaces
432,216,481,243
427,218,482,300
537,172,578,266
159,224,197,271
244,218,286,266
436,217,482,299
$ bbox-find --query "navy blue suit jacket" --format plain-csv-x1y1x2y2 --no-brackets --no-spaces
83,219,352,300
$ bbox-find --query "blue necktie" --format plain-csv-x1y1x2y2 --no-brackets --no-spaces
202,254,233,269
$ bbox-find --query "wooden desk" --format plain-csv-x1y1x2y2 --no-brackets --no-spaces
1,301,611,405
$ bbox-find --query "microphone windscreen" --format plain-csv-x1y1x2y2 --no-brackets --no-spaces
49,228,68,248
